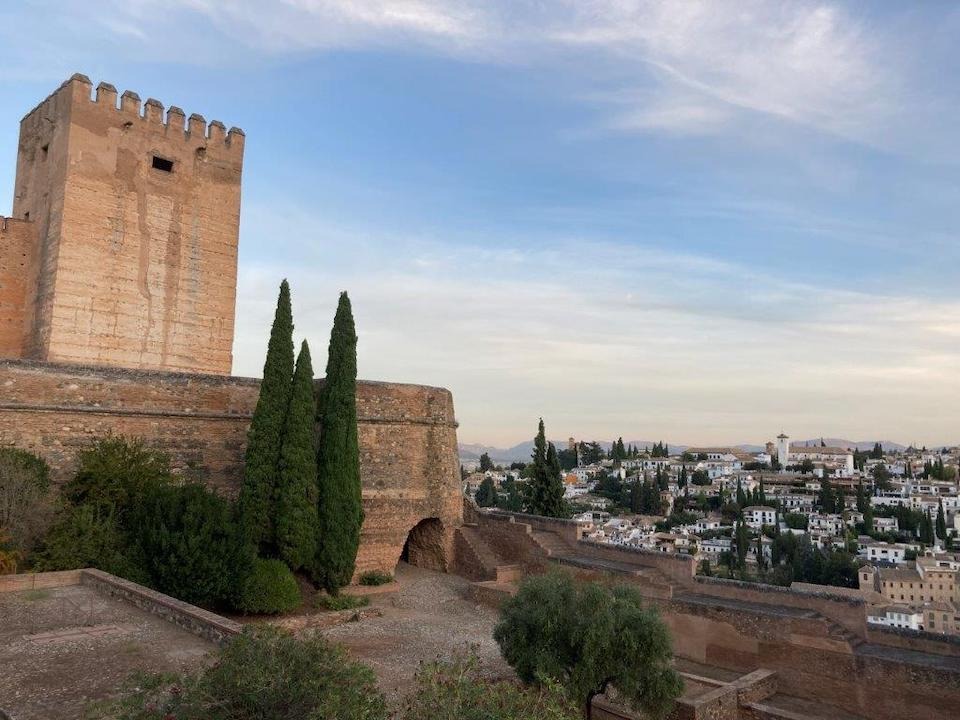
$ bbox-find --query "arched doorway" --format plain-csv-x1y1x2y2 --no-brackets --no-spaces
399,517,446,571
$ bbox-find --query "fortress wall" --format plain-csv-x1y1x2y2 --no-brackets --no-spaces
0,359,462,576
692,575,867,636
659,597,960,720
0,218,37,357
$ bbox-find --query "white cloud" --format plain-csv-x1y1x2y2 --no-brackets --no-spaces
232,206,960,446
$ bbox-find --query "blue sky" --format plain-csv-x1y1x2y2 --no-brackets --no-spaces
1,1,958,447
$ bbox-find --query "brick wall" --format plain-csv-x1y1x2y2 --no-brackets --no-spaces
0,359,462,578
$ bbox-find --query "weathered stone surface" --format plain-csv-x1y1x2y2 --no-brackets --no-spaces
6,75,242,374
0,358,463,579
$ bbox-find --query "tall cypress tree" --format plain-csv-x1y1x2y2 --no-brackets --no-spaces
523,419,567,518
275,340,319,572
936,499,947,542
239,280,294,553
314,292,362,592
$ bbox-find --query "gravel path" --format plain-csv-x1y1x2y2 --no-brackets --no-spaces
322,563,511,698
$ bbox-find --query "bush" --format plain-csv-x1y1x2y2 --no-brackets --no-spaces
358,570,393,586
63,437,171,515
88,626,387,720
400,651,579,720
0,448,54,561
313,593,369,611
34,504,145,581
237,558,302,614
494,571,682,719
132,483,255,610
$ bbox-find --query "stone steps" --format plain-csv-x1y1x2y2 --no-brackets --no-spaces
456,526,524,585
530,530,573,557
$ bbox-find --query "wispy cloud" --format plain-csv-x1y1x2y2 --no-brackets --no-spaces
234,203,960,446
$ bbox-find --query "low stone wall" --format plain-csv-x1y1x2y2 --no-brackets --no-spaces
866,625,960,655
575,540,697,585
0,569,82,592
0,569,241,646
80,569,242,645
692,576,866,637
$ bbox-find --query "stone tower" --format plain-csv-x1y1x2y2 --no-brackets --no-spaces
1,74,244,374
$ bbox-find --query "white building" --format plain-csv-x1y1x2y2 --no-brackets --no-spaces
743,505,777,529
867,605,923,631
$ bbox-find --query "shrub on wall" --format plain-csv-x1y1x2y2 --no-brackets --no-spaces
358,570,393,586
88,626,388,720
237,558,302,614
63,436,172,515
133,483,255,610
34,504,146,582
0,447,55,563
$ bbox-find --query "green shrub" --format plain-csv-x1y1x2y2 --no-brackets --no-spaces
400,651,579,720
494,570,682,719
237,558,302,614
34,504,145,581
63,437,171,515
313,593,369,611
358,570,393,586
132,483,254,610
0,447,54,561
87,626,387,720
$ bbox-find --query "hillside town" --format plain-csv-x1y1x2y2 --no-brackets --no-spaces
466,434,960,636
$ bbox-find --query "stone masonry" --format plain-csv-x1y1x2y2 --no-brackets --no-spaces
0,358,463,578
4,74,242,374
0,76,463,580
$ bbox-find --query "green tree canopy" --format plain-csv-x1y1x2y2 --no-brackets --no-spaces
314,292,363,592
493,571,682,719
239,279,295,554
275,340,319,572
522,419,568,518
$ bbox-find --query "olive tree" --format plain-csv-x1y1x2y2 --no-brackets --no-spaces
494,571,682,719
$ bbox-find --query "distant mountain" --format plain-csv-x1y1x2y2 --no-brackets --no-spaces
459,437,911,464
791,438,907,452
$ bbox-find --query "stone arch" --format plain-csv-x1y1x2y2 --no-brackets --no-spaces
399,517,447,571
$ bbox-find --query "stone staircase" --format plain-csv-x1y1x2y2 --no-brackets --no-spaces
456,524,524,606
530,529,573,558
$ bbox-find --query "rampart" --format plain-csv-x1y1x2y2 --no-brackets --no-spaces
465,507,960,720
0,358,462,577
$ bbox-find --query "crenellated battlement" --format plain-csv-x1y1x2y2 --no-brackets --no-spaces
24,73,244,151
8,73,245,375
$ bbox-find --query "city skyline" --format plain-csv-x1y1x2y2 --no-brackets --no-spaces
1,1,958,446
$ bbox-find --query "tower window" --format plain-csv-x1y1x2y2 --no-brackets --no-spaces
152,155,174,172
41,144,49,159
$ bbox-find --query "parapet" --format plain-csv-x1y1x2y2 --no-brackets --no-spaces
23,73,244,153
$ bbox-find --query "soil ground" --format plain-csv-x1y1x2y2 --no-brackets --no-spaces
0,583,214,720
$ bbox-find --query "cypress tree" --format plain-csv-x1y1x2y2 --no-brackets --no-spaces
314,292,362,592
936,499,947,541
523,419,567,518
275,340,319,572
239,279,295,553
